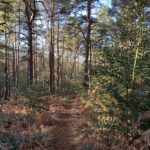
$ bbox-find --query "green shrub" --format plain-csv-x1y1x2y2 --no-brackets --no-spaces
22,82,50,112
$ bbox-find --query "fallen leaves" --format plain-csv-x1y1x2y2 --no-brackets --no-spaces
34,111,57,129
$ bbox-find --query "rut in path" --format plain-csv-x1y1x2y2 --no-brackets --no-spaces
47,99,84,150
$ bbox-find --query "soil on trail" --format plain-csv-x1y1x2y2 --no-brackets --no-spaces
47,99,86,150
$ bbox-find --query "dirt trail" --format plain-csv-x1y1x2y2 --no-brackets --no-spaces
0,97,91,150
47,99,85,150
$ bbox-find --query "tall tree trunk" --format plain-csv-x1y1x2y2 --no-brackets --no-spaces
83,0,92,90
23,0,36,85
49,0,55,92
35,49,38,82
61,35,65,91
41,36,45,85
28,23,34,84
16,2,21,87
4,25,8,100
57,13,60,90
70,39,78,80
13,26,18,99
13,28,17,87
8,32,10,97
34,24,38,83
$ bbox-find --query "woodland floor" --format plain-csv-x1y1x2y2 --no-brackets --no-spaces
0,96,101,150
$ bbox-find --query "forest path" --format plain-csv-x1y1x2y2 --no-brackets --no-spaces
47,98,86,150
0,96,92,150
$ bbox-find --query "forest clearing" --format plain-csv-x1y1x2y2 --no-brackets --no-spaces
0,0,150,149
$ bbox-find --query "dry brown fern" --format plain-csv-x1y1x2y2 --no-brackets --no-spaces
34,111,57,129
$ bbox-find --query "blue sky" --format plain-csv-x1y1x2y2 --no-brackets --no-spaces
101,0,111,7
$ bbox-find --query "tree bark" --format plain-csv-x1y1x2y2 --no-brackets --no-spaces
23,0,36,85
16,2,21,87
57,13,60,90
61,35,65,91
83,0,92,90
28,23,34,84
49,0,55,92
4,24,8,100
